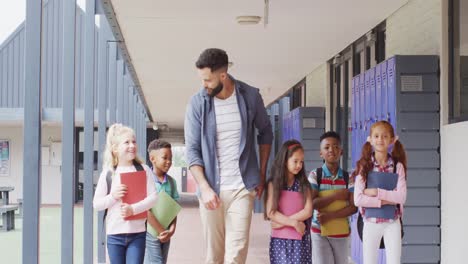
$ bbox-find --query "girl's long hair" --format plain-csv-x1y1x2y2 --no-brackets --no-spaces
351,120,407,182
102,123,143,172
263,139,311,220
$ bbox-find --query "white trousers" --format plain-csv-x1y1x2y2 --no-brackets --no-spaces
363,220,402,264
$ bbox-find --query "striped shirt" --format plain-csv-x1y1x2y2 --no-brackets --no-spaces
308,164,354,237
214,91,244,190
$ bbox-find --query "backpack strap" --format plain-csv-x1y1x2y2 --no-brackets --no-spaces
167,175,176,198
133,160,144,171
103,170,113,222
343,170,349,189
316,168,322,190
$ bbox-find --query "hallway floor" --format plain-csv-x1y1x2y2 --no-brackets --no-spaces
0,194,270,263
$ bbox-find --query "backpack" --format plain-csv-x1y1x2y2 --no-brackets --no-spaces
356,163,404,249
316,167,349,189
103,160,144,221
166,175,177,199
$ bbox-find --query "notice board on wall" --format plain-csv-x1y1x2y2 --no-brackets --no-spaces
0,140,10,176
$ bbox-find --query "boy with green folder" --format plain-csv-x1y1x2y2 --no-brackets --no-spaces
145,140,181,264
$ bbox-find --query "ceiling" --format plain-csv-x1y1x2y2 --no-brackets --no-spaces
110,0,408,130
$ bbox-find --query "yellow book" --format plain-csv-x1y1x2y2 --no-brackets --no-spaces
318,189,349,236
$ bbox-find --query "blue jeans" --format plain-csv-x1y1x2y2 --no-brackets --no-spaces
107,232,146,264
144,232,171,264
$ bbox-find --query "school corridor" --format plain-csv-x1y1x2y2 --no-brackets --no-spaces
0,0,467,263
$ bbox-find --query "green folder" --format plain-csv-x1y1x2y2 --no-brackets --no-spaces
147,191,182,237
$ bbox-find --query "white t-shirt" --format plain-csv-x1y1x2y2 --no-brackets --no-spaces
214,91,245,190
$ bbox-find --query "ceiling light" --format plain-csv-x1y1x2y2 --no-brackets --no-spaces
236,16,261,25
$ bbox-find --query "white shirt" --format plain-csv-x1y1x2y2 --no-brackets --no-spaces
93,164,157,235
214,91,245,190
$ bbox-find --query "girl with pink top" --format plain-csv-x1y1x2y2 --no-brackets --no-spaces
93,123,158,264
353,121,407,264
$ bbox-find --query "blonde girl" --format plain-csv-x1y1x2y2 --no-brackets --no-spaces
93,123,157,264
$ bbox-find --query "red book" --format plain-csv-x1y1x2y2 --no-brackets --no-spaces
120,170,147,220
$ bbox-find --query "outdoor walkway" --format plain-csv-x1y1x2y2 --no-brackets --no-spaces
0,193,270,263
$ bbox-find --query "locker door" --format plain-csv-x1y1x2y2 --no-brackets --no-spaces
364,70,371,142
370,67,376,125
282,111,288,142
359,74,366,152
375,63,382,122
381,61,388,121
353,76,360,166
293,108,300,141
351,77,355,166
387,57,397,128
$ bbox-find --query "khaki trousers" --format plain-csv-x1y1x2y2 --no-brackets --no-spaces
199,187,255,264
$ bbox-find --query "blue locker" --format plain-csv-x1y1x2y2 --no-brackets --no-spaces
296,109,301,141
351,76,357,167
353,76,360,167
375,63,382,122
387,57,396,128
364,71,371,145
365,70,371,130
381,61,388,121
358,74,366,149
282,112,289,142
359,74,366,153
351,77,359,167
351,56,440,264
293,108,300,141
370,67,376,125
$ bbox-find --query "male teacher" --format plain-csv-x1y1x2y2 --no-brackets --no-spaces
185,48,273,263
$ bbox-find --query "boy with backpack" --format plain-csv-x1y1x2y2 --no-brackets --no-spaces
145,139,180,264
308,131,357,264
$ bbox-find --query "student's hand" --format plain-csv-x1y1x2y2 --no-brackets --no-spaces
334,189,350,200
293,220,306,236
271,221,284,229
364,188,378,197
200,185,221,210
120,203,134,218
157,230,172,243
317,212,332,224
112,184,127,200
256,177,265,199
381,200,396,205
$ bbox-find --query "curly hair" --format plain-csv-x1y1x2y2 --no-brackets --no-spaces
195,48,228,72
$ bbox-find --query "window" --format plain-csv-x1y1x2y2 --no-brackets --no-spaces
329,22,386,170
450,0,468,122
291,79,306,110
